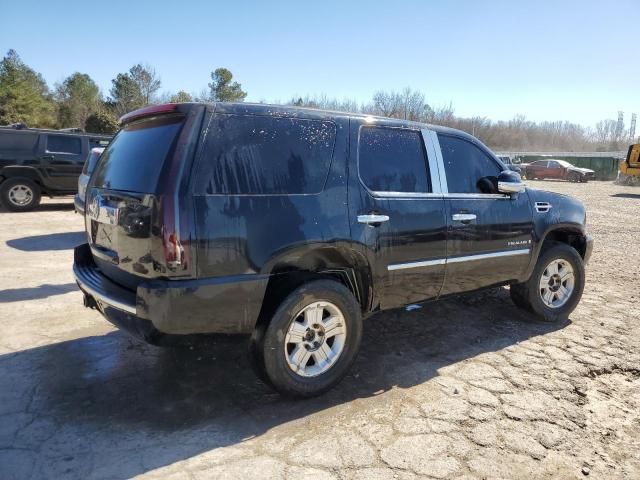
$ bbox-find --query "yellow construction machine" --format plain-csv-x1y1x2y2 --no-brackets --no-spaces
618,144,640,185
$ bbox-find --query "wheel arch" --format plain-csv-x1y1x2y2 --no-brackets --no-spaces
0,167,46,191
255,243,373,330
539,226,588,259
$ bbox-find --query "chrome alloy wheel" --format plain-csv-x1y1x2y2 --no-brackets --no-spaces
539,259,575,308
284,301,347,378
8,184,34,206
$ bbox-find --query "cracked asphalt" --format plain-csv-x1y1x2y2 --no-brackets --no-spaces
1,180,639,479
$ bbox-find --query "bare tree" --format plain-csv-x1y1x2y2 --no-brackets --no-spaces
129,64,161,105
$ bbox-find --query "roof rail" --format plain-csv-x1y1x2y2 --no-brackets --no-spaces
58,127,84,133
0,123,28,130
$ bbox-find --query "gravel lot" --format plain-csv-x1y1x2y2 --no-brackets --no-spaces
1,180,639,479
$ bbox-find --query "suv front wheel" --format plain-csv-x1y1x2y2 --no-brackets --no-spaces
257,280,362,397
0,178,41,212
510,242,585,322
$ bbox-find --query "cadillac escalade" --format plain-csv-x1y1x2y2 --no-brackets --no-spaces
73,102,593,397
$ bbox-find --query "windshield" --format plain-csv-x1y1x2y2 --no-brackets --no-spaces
555,160,573,167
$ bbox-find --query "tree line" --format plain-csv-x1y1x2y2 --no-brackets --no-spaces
0,49,634,151
0,49,246,134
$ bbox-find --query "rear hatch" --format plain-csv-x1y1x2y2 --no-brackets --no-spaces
85,104,204,290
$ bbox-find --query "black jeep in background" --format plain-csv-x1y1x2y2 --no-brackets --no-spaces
0,125,111,211
74,102,593,397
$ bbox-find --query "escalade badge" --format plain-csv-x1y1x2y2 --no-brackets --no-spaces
508,239,532,247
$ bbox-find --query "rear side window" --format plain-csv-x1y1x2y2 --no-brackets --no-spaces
91,115,184,193
0,132,39,152
359,127,430,193
47,135,82,155
438,134,502,193
194,114,336,195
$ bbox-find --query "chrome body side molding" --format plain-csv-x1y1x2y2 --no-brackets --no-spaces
387,248,531,271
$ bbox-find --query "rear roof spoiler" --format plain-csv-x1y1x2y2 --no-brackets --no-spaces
119,103,182,125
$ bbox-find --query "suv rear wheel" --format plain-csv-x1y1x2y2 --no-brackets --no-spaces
257,280,362,397
510,242,585,322
0,178,41,212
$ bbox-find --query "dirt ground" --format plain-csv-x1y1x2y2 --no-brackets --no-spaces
0,180,639,479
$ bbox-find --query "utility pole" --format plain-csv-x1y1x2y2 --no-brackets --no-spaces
615,111,625,142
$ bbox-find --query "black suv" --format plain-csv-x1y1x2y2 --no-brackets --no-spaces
0,125,111,211
73,103,593,397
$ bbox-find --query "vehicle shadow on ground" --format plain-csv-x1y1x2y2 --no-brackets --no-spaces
0,202,75,213
0,283,78,303
6,231,85,251
610,193,640,199
0,288,568,479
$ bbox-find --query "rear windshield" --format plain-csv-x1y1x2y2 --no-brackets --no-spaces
91,115,184,193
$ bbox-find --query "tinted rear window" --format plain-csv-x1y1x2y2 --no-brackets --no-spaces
91,115,184,193
193,114,336,195
47,135,82,155
0,131,39,152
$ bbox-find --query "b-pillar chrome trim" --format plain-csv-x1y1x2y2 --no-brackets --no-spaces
423,129,449,194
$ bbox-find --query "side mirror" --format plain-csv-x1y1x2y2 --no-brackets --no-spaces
497,170,525,194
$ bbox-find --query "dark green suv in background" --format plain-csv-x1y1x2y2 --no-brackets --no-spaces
0,124,111,211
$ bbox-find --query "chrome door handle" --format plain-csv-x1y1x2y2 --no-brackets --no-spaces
452,213,477,222
358,214,390,225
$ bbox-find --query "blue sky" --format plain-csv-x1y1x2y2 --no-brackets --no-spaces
2,0,638,127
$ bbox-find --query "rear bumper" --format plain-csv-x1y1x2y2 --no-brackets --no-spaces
73,243,270,343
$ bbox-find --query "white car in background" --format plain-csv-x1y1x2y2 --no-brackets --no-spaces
74,147,104,213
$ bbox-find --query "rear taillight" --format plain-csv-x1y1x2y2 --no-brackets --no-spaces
163,230,185,270
119,103,179,125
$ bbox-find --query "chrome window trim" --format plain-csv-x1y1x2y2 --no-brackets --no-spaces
369,191,444,199
387,248,530,271
444,193,510,200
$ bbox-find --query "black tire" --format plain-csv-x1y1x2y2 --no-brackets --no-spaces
0,178,41,212
259,280,362,397
568,172,580,183
510,242,585,322
247,322,274,389
509,283,533,312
